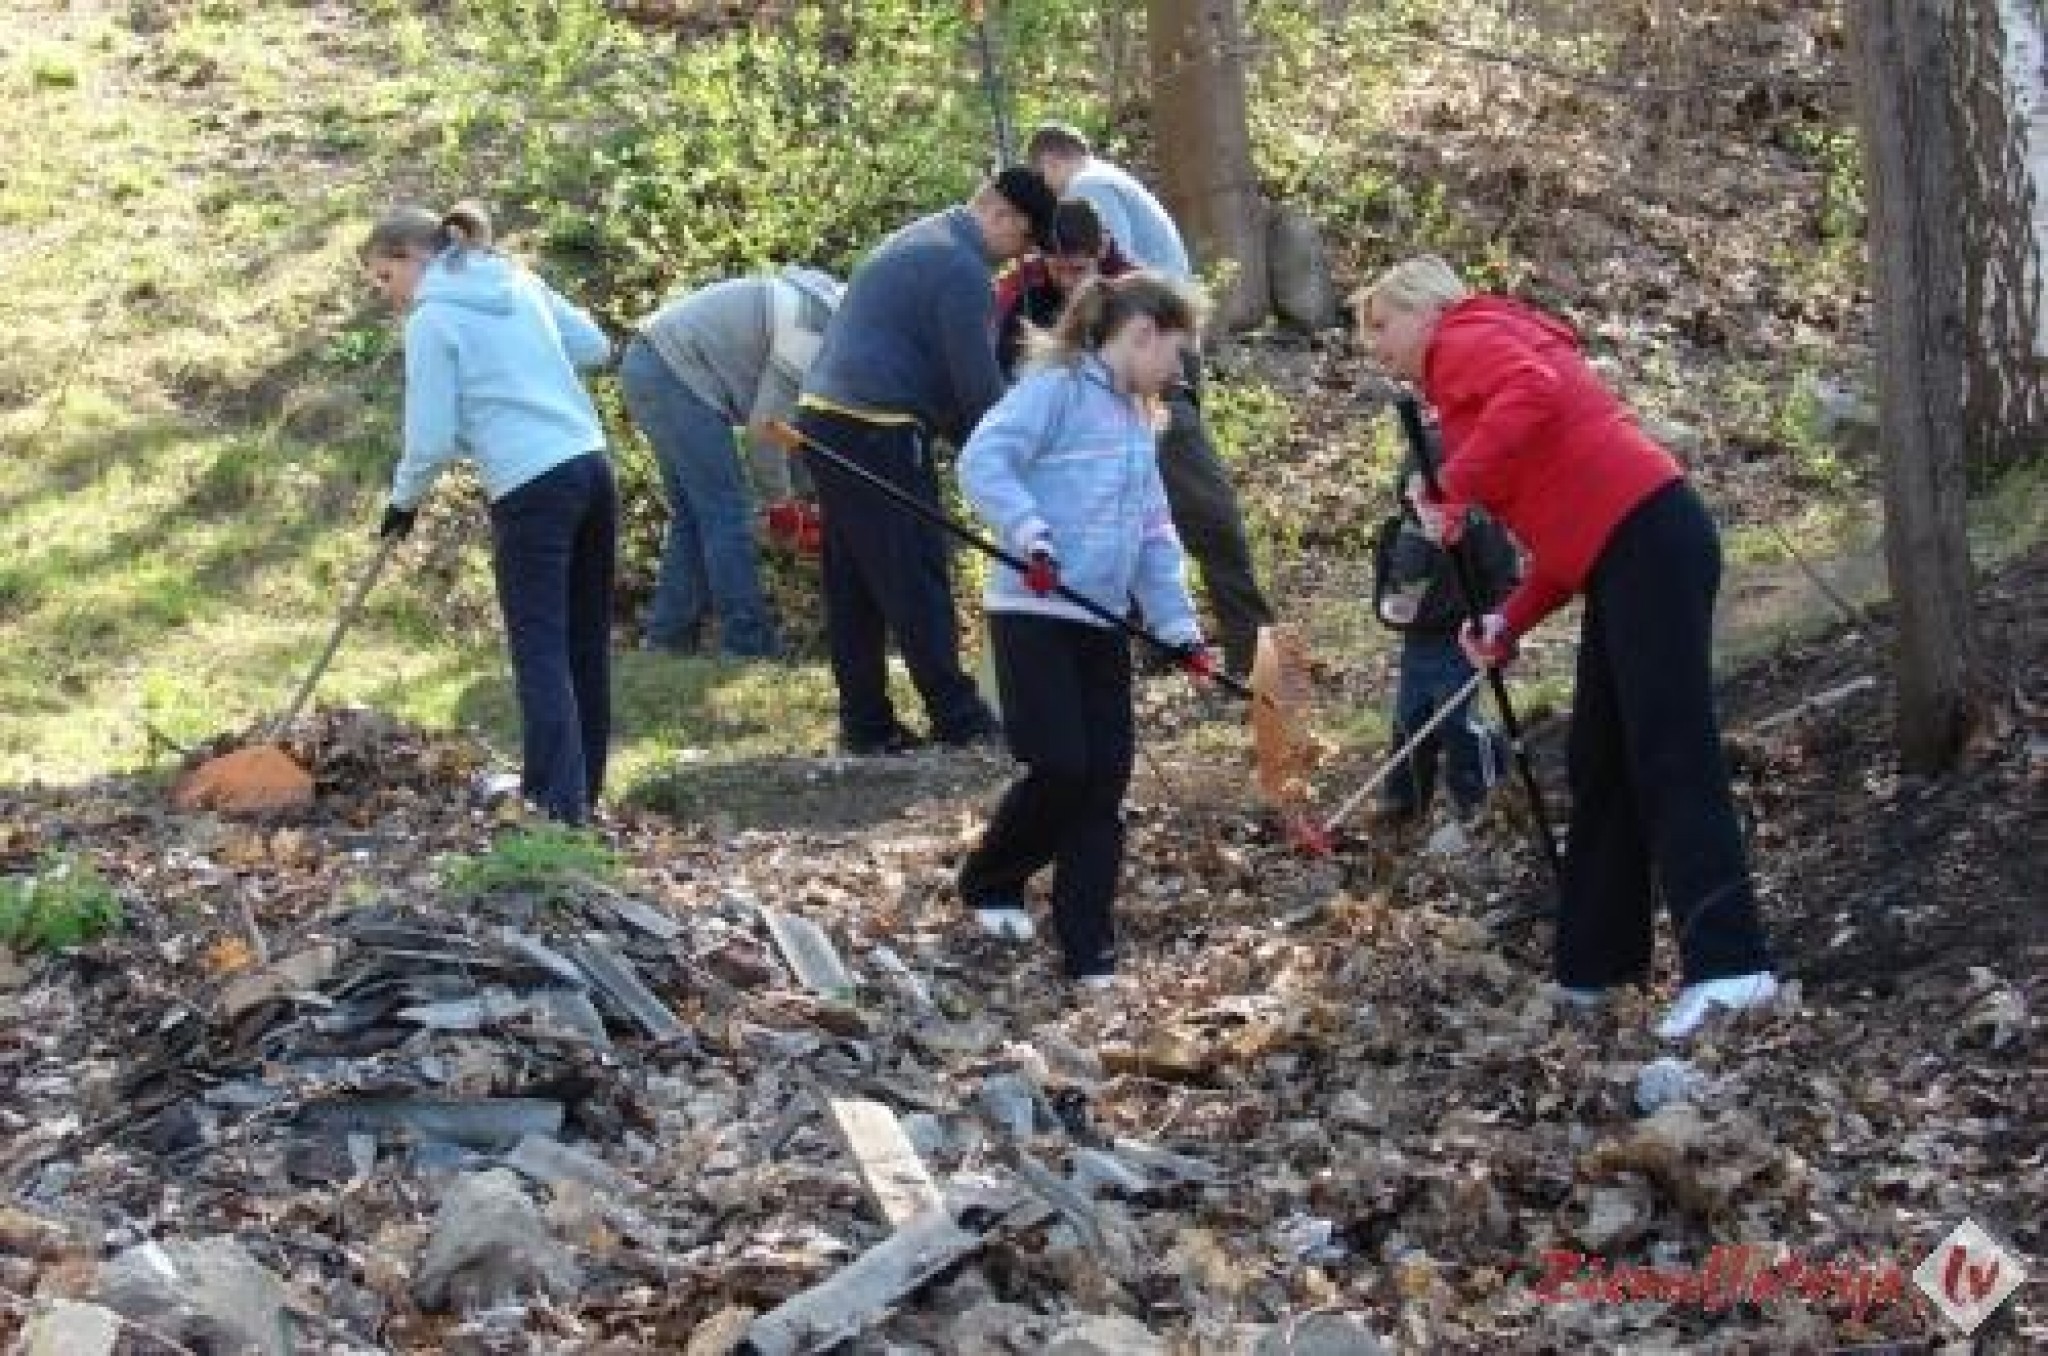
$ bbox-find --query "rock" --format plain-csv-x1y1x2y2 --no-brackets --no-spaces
1267,203,1343,333
1634,1056,1707,1113
952,1300,1041,1355
1252,1312,1390,1355
19,1299,123,1356
1045,1312,1167,1356
1576,1181,1654,1251
414,1169,581,1313
682,1304,757,1355
1642,417,1705,462
97,1236,296,1356
1799,372,1879,450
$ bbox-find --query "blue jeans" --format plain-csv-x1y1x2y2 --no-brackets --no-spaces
1381,634,1502,818
618,339,781,657
489,454,616,824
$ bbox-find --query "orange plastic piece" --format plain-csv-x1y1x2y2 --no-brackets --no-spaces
172,745,315,816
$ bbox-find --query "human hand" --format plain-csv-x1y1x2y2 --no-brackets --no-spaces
1460,612,1516,669
765,499,823,557
1023,544,1060,596
1173,641,1217,683
1408,489,1469,547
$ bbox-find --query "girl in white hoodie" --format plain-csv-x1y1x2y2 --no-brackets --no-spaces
363,202,615,824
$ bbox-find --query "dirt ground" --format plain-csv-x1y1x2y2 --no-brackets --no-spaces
0,549,2039,1354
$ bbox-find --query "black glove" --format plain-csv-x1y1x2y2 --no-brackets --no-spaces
379,503,417,541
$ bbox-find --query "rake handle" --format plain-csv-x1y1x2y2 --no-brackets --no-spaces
1320,670,1485,836
270,534,397,743
761,419,1251,700
1395,394,1565,890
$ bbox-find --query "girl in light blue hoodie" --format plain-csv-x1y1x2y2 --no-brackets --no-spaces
363,202,615,825
957,272,1213,989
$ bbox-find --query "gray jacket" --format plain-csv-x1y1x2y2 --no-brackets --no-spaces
640,266,842,499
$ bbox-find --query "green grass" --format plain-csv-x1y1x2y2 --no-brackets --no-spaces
0,854,123,952
0,0,1988,805
443,824,621,901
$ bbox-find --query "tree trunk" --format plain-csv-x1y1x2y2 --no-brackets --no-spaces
1147,0,1271,329
1847,1,1981,774
1950,0,2048,476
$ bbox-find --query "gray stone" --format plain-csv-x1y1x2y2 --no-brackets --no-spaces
1267,204,1343,333
1045,1312,1166,1355
1642,417,1706,462
20,1299,122,1356
1252,1312,1390,1355
950,1299,1040,1355
414,1169,581,1313
97,1236,295,1356
1634,1056,1707,1114
1800,372,1879,446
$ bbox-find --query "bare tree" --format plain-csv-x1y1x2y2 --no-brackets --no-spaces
1846,0,1981,772
1952,0,2048,476
1148,0,1271,328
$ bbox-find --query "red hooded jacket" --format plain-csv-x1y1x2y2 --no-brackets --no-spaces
1424,296,1681,638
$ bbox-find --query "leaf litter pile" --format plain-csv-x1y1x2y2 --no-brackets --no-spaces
0,549,2040,1356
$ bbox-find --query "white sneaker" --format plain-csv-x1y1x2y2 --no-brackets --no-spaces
1074,972,1119,992
974,907,1036,942
1656,972,1778,1041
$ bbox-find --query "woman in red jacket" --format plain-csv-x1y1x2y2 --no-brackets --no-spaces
1356,255,1776,1041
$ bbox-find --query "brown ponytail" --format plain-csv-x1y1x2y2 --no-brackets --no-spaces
362,199,497,266
1024,270,1208,370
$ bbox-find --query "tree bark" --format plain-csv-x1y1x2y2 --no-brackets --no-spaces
1148,0,1271,329
1846,0,1980,773
1950,0,2048,476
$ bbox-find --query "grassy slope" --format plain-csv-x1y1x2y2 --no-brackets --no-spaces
1,1,2036,793
0,0,843,787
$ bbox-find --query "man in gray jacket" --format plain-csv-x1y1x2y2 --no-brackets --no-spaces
620,266,842,658
796,168,1058,755
1027,122,1275,676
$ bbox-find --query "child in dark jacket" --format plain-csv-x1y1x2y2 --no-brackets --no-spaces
1372,439,1521,836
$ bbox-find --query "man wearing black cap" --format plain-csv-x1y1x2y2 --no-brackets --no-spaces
796,168,1059,755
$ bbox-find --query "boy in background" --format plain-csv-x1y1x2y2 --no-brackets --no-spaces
1371,436,1521,852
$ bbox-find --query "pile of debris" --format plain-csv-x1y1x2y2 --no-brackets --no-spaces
0,687,2040,1352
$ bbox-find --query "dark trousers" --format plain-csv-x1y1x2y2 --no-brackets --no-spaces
799,408,993,745
958,615,1134,978
488,454,617,825
1382,633,1503,818
1558,480,1773,988
1159,379,1273,675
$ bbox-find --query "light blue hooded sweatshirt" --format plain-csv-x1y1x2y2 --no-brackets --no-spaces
959,355,1200,645
390,249,612,510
